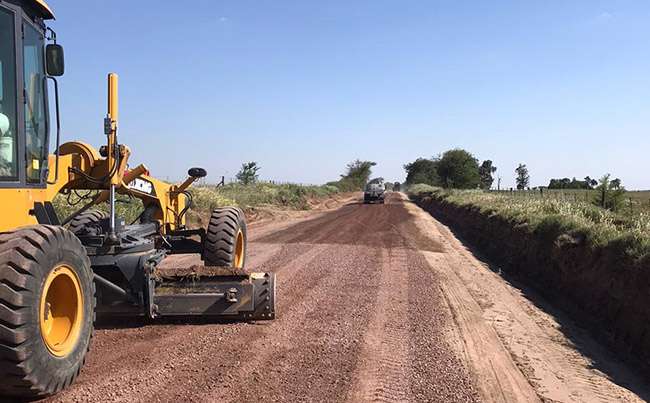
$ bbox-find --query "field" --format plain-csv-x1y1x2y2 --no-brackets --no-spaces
409,184,650,249
490,188,650,216
191,182,340,211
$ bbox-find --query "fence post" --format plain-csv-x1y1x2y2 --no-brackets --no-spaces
629,197,633,213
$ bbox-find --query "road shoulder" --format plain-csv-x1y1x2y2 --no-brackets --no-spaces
401,193,648,403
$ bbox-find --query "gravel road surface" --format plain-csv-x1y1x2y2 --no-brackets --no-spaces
47,193,647,403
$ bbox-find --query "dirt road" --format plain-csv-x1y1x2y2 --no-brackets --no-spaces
49,193,647,402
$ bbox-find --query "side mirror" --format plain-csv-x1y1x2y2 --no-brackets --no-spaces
45,44,65,76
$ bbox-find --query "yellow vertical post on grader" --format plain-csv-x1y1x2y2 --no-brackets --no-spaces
0,1,275,398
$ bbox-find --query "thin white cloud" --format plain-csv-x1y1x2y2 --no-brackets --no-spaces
593,11,613,23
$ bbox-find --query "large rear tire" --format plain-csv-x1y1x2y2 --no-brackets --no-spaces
203,207,247,268
0,225,95,398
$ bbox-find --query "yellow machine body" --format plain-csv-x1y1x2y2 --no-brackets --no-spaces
0,143,193,233
0,69,193,234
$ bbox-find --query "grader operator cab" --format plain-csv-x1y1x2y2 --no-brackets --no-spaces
0,1,275,398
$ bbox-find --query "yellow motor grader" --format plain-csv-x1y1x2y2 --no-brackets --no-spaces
0,0,275,398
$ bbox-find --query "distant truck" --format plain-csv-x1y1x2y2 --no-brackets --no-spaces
364,180,385,204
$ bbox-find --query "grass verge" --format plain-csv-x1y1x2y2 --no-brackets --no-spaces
408,184,650,369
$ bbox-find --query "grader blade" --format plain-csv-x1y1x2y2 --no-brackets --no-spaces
152,268,276,320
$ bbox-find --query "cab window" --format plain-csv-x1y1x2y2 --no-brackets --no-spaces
23,21,47,183
0,7,17,181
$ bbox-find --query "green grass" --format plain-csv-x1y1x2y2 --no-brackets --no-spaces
491,189,650,215
408,185,650,258
192,183,340,211
52,191,144,224
53,182,341,226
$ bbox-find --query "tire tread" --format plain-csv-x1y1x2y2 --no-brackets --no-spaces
68,210,108,235
203,207,246,267
0,225,95,398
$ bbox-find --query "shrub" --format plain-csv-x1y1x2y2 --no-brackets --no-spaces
407,183,440,196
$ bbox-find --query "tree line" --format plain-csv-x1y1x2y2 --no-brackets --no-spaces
547,177,597,190
234,155,626,212
404,149,502,190
402,149,627,211
235,159,384,192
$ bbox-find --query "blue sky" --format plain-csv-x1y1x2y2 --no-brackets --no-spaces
47,1,650,189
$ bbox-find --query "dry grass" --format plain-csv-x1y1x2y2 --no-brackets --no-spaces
408,185,650,257
53,182,340,226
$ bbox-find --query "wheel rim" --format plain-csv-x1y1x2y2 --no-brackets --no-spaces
40,265,84,357
234,229,245,268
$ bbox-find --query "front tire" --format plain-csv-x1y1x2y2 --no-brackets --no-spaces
0,225,95,398
203,207,247,268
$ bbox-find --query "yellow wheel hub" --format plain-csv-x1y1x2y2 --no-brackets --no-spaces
234,230,245,268
39,265,83,357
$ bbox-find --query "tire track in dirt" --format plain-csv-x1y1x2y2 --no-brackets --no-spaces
424,251,540,402
349,247,412,402
405,249,481,401
205,244,379,402
437,225,646,403
161,198,393,401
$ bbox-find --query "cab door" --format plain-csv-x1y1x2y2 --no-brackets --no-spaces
22,15,48,185
0,4,19,183
0,3,52,231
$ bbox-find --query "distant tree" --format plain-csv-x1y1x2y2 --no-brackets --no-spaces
403,157,440,186
336,159,377,191
478,160,497,190
515,164,530,190
585,176,598,189
236,161,261,185
548,176,596,190
593,174,625,211
437,149,480,189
